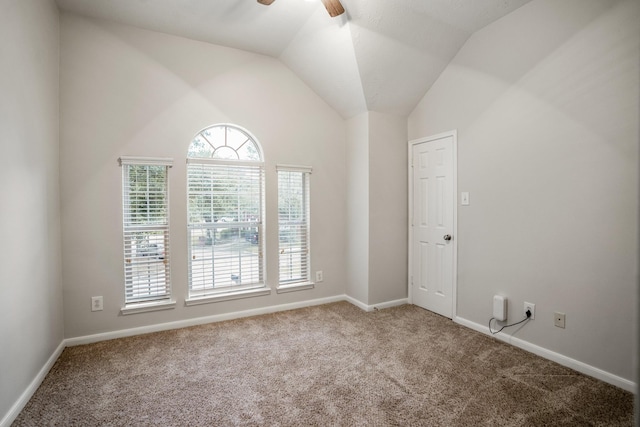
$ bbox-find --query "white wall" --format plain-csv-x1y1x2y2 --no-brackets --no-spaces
345,111,409,307
59,14,348,338
409,0,639,382
368,111,408,305
0,0,63,420
346,113,370,304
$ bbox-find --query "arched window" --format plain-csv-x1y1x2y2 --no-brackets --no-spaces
188,124,262,161
186,124,265,300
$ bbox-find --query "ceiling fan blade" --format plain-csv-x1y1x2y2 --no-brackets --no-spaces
321,0,345,17
257,0,276,5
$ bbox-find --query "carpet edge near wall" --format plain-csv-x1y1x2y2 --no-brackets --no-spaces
3,295,634,426
453,315,636,393
1,340,65,427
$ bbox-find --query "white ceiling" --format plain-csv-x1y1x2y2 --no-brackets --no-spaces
55,0,532,118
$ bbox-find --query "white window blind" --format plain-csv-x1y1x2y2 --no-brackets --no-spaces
120,157,172,305
187,161,265,297
277,166,311,285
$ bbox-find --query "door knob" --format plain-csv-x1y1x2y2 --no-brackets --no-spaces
443,234,452,241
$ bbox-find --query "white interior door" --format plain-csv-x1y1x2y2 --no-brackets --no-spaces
411,134,456,318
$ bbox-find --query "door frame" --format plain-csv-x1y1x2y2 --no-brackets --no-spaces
407,130,458,319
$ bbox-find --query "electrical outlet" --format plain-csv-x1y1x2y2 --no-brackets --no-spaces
91,296,103,312
554,312,566,328
524,302,535,320
315,270,323,283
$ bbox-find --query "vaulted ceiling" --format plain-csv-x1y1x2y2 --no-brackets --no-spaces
55,0,532,118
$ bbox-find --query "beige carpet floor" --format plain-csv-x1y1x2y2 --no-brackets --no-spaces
14,302,633,426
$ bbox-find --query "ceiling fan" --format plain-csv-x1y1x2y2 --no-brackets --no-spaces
257,0,345,17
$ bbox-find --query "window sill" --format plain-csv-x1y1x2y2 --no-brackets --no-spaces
276,282,314,294
120,300,176,315
185,287,272,306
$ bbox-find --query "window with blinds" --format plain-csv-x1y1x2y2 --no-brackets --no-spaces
119,157,172,306
278,166,311,285
187,124,265,299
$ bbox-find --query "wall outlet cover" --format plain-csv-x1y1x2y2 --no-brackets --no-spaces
554,312,566,328
91,296,103,312
524,302,535,320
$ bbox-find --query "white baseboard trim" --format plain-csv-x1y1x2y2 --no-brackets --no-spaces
66,295,346,346
0,340,66,427
344,295,371,311
373,298,409,310
454,315,637,393
67,295,409,346
344,295,409,312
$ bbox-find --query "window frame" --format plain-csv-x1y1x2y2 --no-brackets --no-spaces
185,124,268,305
119,156,176,315
276,164,313,293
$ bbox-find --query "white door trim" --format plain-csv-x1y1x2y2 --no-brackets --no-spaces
408,130,458,319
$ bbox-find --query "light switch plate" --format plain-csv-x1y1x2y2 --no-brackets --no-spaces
461,192,470,206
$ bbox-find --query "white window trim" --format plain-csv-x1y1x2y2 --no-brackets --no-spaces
276,164,312,173
185,287,272,306
276,164,312,288
186,125,266,299
276,282,314,294
119,156,174,310
119,156,174,167
120,300,177,315
186,158,264,167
